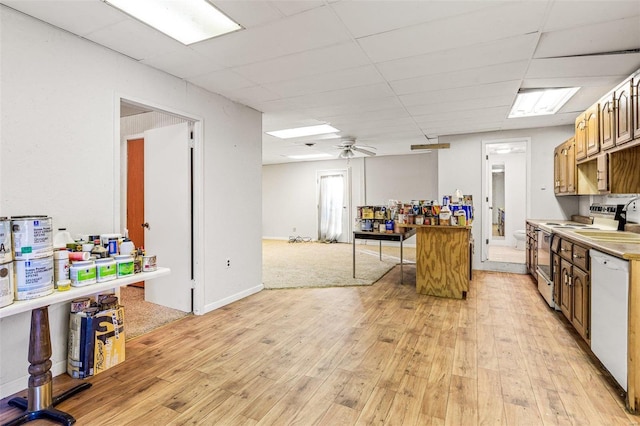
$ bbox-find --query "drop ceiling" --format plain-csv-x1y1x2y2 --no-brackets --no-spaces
3,0,640,164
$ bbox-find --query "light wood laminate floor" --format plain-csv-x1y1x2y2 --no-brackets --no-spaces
1,266,637,425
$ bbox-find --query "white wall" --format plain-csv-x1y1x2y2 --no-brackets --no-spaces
439,126,579,270
0,7,262,397
262,153,437,242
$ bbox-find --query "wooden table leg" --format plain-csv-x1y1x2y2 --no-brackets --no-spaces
3,306,91,426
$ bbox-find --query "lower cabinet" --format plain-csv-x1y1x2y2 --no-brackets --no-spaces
526,222,537,276
555,238,590,343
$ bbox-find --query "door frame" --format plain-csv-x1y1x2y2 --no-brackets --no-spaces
114,94,205,315
481,137,531,263
316,168,351,243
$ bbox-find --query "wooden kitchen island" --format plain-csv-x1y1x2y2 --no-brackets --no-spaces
400,224,472,299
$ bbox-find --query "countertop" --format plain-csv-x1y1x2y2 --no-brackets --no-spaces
528,219,640,261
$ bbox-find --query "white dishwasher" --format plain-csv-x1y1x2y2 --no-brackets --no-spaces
590,250,629,391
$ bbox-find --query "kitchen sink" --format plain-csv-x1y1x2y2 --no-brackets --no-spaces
572,230,640,243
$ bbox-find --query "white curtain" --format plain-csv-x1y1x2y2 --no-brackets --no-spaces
319,174,344,242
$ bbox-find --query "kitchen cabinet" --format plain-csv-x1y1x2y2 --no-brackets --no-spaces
554,137,576,195
585,104,601,157
600,93,615,150
616,77,633,145
633,77,640,140
575,114,588,161
596,153,609,192
556,238,590,343
526,222,537,276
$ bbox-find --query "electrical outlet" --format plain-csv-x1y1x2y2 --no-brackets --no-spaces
226,258,231,268
632,201,637,212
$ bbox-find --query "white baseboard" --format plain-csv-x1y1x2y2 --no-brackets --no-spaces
200,284,264,314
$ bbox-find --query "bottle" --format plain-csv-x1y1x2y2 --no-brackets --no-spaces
439,196,451,226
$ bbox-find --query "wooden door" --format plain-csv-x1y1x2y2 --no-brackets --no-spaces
600,95,615,150
565,138,576,193
596,154,609,192
633,78,640,139
616,79,633,145
552,254,561,306
575,114,587,161
560,259,572,320
571,266,590,342
127,138,145,288
553,145,562,194
585,104,600,157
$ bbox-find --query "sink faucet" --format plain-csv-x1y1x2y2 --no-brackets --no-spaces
617,196,640,231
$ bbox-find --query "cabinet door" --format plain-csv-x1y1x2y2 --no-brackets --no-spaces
596,154,609,192
553,145,562,194
585,105,600,157
600,95,615,150
565,139,576,193
560,259,572,320
571,266,590,342
633,78,640,140
552,254,561,305
616,79,633,145
575,114,587,160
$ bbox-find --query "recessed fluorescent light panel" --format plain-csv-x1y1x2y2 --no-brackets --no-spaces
508,87,580,118
266,124,340,139
104,0,242,45
287,153,334,160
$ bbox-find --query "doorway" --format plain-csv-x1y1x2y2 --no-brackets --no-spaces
317,169,351,243
119,98,201,317
482,139,528,265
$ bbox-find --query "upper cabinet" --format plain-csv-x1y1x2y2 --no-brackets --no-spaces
585,104,600,157
616,77,633,145
554,137,576,195
565,69,640,197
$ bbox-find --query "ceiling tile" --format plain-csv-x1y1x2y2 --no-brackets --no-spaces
189,69,256,94
330,0,496,38
264,65,384,98
390,61,529,96
213,0,284,28
283,83,396,110
400,80,521,107
233,42,370,85
405,95,514,116
526,53,640,79
543,0,640,32
141,47,226,79
271,0,325,16
190,6,352,67
535,16,640,59
223,85,282,106
84,19,184,61
376,33,538,81
414,106,510,125
357,2,547,63
1,0,126,37
520,75,630,89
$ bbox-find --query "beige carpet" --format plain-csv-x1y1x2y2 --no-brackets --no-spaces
262,239,414,289
120,286,190,340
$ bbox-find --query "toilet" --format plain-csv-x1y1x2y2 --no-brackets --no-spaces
514,229,526,250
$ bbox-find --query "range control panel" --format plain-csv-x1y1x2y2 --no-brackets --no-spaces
590,203,624,217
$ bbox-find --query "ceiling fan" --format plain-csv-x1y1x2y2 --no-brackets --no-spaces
335,140,376,158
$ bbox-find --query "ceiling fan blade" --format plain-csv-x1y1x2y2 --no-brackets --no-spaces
352,146,376,156
411,143,450,150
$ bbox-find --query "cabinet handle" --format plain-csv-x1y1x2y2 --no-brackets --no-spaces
573,254,584,259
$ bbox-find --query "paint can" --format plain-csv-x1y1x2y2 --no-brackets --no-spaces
142,255,157,272
96,258,117,282
362,219,373,232
0,218,12,264
0,261,14,308
70,297,91,313
13,256,54,300
115,255,134,277
100,296,118,311
11,216,53,260
70,261,97,287
98,293,116,304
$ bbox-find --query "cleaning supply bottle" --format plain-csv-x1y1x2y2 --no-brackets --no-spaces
119,229,135,256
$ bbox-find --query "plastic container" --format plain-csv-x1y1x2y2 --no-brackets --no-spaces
115,255,134,278
119,240,135,256
53,250,70,284
70,260,96,287
53,228,75,250
57,279,71,291
96,257,117,282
